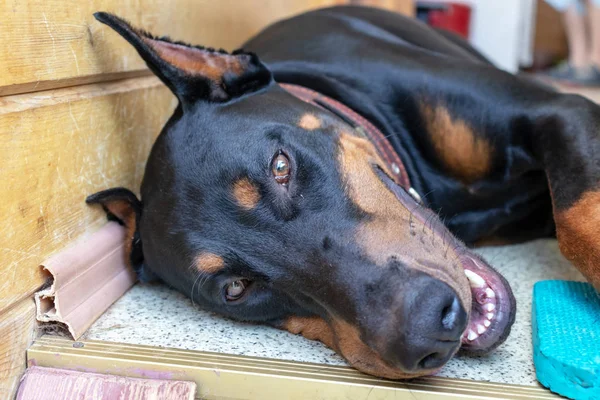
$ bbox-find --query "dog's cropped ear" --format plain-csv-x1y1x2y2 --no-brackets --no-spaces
94,12,273,105
86,188,158,282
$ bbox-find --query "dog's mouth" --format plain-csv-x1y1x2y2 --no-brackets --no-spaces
458,251,516,353
375,167,516,354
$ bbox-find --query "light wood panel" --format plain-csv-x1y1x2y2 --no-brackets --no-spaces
0,300,36,399
1,0,346,95
351,0,414,16
0,76,175,312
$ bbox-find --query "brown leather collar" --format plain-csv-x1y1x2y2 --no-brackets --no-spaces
280,83,418,200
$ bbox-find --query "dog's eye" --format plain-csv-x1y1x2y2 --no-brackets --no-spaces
225,279,248,301
271,152,290,185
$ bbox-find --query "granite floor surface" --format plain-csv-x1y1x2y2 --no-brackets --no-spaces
84,239,585,386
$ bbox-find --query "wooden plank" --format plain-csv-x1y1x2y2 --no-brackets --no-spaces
0,300,36,400
350,0,414,16
0,76,175,312
1,0,346,95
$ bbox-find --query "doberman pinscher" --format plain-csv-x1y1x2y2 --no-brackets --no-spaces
87,6,600,379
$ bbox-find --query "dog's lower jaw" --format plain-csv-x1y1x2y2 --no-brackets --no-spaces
458,253,516,354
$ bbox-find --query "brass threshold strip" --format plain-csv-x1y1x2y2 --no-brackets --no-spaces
28,335,558,400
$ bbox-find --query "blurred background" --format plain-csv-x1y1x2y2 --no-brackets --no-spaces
358,0,577,78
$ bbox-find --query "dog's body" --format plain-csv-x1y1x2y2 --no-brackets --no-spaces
89,7,600,379
243,6,558,245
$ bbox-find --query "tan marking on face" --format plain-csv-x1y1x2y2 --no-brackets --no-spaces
337,132,471,306
281,316,436,379
146,39,243,83
337,132,397,215
298,113,322,130
195,252,225,274
555,191,600,291
232,178,260,210
421,103,492,184
282,316,336,348
338,132,414,263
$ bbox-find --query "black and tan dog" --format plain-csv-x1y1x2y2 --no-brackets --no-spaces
87,7,600,379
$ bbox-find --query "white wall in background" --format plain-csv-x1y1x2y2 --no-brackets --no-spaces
468,0,536,72
419,0,537,72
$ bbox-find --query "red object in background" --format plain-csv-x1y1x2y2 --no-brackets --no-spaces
427,3,472,39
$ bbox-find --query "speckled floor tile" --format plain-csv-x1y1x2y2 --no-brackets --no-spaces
84,239,585,386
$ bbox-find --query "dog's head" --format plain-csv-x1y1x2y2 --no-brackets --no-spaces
88,13,516,379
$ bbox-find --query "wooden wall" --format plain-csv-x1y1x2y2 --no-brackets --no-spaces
0,0,413,398
351,0,414,16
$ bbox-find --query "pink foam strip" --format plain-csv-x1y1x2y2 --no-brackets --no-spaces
35,222,136,339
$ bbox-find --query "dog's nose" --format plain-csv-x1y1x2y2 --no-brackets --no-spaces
391,277,467,372
441,296,465,334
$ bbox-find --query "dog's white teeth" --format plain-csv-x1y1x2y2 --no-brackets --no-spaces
486,312,494,320
483,320,491,328
485,288,495,298
477,324,486,334
485,303,495,312
464,270,486,288
467,330,479,341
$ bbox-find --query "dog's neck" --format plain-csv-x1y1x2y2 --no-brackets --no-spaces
281,83,422,202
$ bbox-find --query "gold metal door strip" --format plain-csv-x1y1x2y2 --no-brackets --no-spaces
27,335,558,400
